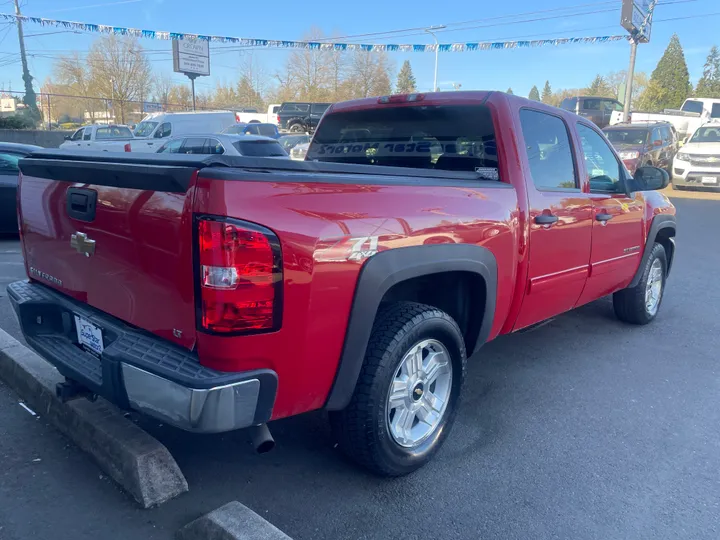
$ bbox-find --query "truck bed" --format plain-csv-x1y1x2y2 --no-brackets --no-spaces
18,150,518,417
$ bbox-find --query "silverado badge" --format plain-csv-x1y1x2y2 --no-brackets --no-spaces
71,232,96,257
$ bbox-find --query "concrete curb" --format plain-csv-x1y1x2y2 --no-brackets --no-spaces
177,501,293,540
0,328,188,508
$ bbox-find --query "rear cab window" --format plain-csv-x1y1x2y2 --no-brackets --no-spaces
560,98,578,112
256,124,278,137
681,100,704,114
233,140,287,157
307,104,499,179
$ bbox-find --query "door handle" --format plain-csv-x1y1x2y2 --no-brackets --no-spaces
596,213,613,222
534,214,559,225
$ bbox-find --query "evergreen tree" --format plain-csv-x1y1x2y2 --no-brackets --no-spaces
695,45,720,98
541,80,552,103
395,60,417,94
528,85,540,101
506,87,513,95
637,34,691,112
586,74,614,97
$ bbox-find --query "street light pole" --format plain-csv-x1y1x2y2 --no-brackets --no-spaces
425,25,446,92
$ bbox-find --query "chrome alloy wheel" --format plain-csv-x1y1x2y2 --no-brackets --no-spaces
386,339,453,448
645,258,664,316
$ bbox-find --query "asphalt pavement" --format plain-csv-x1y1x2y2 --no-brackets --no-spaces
1,194,719,540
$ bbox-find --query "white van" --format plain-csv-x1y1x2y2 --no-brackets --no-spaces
126,111,238,152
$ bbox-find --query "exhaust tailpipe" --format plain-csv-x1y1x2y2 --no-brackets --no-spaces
249,424,275,454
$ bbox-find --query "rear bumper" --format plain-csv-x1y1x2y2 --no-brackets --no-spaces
7,280,277,433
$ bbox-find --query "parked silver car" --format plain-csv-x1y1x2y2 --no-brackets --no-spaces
156,133,288,157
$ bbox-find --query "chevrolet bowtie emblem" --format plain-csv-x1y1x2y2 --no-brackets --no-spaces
71,232,96,257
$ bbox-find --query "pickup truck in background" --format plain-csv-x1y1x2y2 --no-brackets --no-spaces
277,102,331,133
610,97,720,140
235,104,282,125
11,91,676,476
59,124,135,150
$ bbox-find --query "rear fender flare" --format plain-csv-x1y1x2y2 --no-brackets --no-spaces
324,244,497,411
629,214,677,288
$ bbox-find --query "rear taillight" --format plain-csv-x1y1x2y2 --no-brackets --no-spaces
197,217,282,334
276,115,280,124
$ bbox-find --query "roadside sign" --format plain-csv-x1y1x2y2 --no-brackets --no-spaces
621,0,653,43
143,102,163,113
172,39,210,77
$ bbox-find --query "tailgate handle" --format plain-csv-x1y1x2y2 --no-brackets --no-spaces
66,188,98,222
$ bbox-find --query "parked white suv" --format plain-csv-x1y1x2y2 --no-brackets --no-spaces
672,122,720,190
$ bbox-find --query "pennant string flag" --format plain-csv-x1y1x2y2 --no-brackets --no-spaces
0,13,629,52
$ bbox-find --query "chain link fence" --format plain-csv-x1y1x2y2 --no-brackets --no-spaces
1,89,234,130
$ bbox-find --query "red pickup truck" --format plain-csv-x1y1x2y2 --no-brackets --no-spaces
10,91,676,476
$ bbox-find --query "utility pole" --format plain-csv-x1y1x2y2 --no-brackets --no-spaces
13,0,40,124
623,37,638,121
425,25,446,92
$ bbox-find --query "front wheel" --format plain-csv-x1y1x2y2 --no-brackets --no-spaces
613,243,667,325
330,302,466,476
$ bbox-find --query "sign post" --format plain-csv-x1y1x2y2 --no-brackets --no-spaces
172,39,210,111
620,0,656,120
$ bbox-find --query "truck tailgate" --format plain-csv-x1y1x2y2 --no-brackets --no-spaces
17,151,226,350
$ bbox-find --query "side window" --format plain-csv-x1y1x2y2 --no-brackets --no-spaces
582,99,601,111
206,138,225,155
651,128,661,144
577,123,623,193
158,139,183,153
83,129,92,141
71,128,84,141
711,103,720,119
0,152,21,173
181,137,207,154
245,125,258,135
519,109,577,191
154,122,172,138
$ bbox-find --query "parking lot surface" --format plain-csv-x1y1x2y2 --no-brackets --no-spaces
1,194,719,540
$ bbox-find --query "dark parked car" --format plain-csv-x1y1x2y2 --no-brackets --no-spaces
0,142,41,234
560,96,624,128
603,122,678,174
222,123,280,139
277,102,331,133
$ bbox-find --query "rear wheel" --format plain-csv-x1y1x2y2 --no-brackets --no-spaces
288,123,304,133
613,243,667,325
330,302,466,476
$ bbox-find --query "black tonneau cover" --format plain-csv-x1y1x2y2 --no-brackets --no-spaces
20,148,505,193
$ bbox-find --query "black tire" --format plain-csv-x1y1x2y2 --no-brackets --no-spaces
613,243,667,325
330,302,466,476
288,123,304,133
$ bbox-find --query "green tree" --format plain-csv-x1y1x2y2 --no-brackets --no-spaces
528,85,540,101
396,60,417,94
506,87,513,95
637,34,690,112
695,45,720,98
541,80,552,103
586,74,614,97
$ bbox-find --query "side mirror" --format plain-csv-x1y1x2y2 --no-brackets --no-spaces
64,135,71,141
653,139,663,146
630,166,670,192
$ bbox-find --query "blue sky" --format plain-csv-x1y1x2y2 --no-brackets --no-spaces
0,0,718,99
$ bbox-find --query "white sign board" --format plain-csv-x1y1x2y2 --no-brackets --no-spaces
621,0,653,43
172,39,210,77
